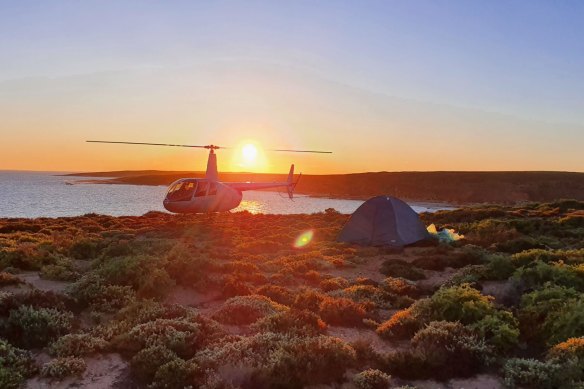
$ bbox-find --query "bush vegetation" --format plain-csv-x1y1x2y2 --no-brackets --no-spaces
0,201,582,386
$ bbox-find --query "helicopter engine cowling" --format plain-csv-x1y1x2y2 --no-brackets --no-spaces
163,179,242,213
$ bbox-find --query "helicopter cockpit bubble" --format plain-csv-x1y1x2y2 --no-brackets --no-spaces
165,179,197,202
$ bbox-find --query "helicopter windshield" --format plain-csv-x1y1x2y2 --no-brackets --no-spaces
166,181,196,202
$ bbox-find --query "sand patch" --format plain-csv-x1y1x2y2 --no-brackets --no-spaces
26,353,127,389
327,326,407,354
410,374,503,389
15,271,71,293
164,285,222,307
326,256,387,283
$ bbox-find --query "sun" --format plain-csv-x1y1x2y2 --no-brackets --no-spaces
242,143,258,162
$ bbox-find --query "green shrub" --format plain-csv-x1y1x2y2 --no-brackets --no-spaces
196,333,357,387
337,284,395,309
151,358,200,389
318,296,367,327
69,238,99,259
376,308,421,340
543,298,584,345
353,368,391,389
0,289,69,316
502,358,561,389
293,289,326,312
387,321,492,380
4,305,73,348
547,337,584,386
320,277,350,292
212,295,288,325
41,357,86,379
0,272,23,286
49,333,108,357
484,254,516,280
251,309,326,336
40,256,79,281
381,277,420,298
0,339,37,389
130,345,178,382
519,284,584,344
67,274,136,312
255,285,295,306
114,318,202,358
514,260,584,291
469,311,519,352
380,259,425,281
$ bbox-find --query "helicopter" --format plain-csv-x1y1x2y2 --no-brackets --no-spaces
86,140,331,213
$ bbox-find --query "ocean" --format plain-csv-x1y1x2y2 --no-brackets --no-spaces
0,171,455,218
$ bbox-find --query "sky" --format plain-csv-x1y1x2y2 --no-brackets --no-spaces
0,0,583,173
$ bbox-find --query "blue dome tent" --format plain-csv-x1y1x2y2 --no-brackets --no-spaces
337,196,431,247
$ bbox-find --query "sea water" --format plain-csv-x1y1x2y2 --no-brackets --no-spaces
0,171,455,218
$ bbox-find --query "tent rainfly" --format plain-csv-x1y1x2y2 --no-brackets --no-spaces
337,195,431,247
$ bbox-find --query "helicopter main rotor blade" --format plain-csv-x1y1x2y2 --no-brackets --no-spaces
86,141,331,153
86,141,227,149
269,149,333,154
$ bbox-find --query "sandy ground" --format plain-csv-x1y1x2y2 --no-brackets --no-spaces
14,271,71,293
26,354,127,389
411,374,504,389
327,326,408,354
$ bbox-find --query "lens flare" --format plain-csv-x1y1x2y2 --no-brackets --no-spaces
294,230,314,248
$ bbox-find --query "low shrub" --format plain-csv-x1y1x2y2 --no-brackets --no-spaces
484,254,516,280
353,368,392,389
320,277,350,292
502,358,561,389
514,260,584,291
151,358,200,389
376,308,420,340
196,333,357,387
469,311,520,353
380,259,425,281
40,257,79,281
0,339,37,389
336,284,395,309
381,277,420,298
41,357,86,379
130,345,178,383
68,238,99,259
293,289,326,312
212,295,288,325
114,318,202,358
221,276,252,298
255,285,295,306
519,284,584,345
252,309,326,336
387,321,492,380
4,305,73,348
319,296,367,327
0,272,23,286
49,333,108,357
547,337,584,386
0,289,69,316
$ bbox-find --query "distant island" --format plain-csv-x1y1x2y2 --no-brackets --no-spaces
64,170,584,204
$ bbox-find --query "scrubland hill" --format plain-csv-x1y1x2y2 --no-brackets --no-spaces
68,170,584,204
0,200,583,388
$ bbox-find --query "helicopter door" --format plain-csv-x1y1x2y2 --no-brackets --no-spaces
195,181,208,197
208,182,217,196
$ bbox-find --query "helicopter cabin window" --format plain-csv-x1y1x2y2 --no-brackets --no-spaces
208,182,217,196
167,181,196,202
195,181,208,197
